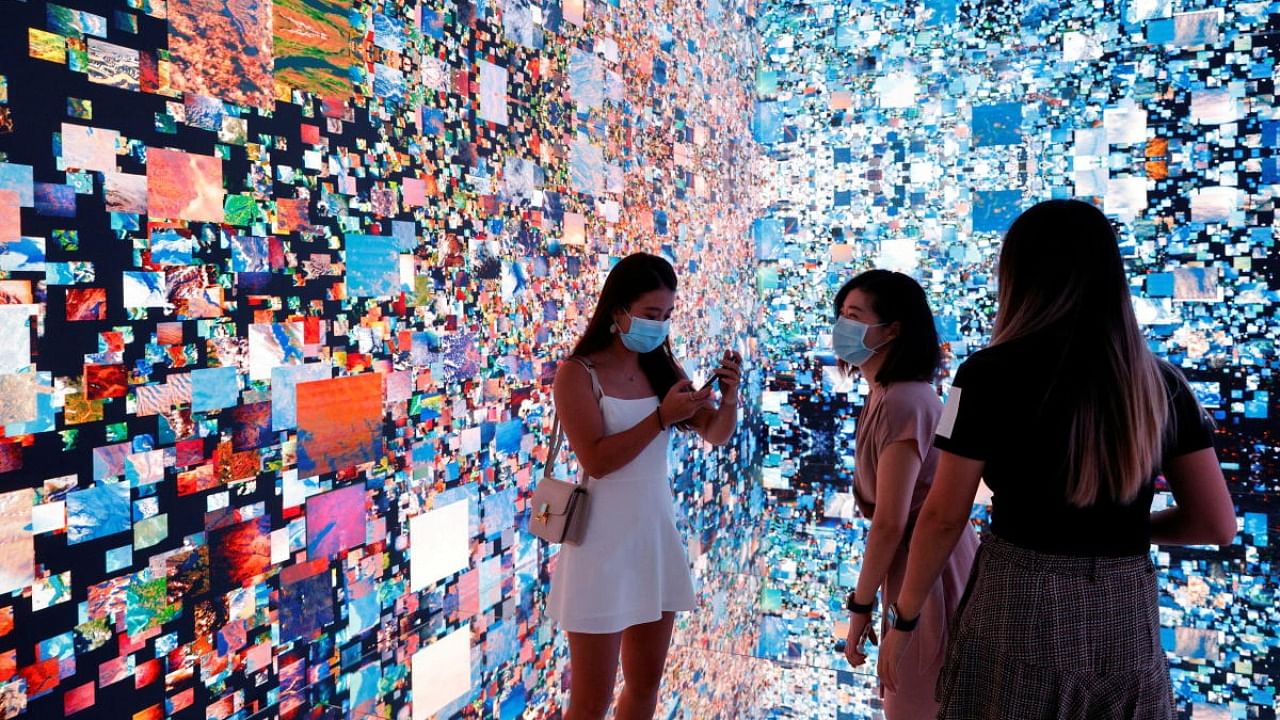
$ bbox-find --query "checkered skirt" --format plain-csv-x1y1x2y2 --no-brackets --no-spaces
935,534,1175,720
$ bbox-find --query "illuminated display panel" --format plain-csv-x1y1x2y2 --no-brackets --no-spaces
0,0,1274,717
752,1,1277,717
0,0,760,717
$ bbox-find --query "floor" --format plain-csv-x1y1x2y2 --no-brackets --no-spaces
657,510,889,719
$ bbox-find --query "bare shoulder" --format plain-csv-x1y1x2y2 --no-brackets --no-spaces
553,355,593,389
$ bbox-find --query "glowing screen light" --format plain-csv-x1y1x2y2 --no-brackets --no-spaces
0,0,761,717
0,0,1275,717
751,0,1277,716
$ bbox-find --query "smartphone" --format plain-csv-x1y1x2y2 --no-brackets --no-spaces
697,350,741,392
697,374,718,393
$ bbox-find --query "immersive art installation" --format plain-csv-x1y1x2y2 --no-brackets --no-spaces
750,1,1278,717
0,0,762,717
0,0,1276,719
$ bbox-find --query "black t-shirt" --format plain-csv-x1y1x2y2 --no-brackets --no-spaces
933,334,1216,557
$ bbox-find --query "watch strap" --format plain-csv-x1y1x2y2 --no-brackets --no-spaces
889,602,920,632
845,591,875,615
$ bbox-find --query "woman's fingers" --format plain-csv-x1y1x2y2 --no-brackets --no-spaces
712,368,741,389
878,645,897,693
691,395,715,414
665,380,693,404
664,383,709,422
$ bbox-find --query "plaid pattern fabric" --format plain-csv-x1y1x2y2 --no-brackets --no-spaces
935,535,1175,720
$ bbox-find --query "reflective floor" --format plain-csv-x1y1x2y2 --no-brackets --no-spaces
659,513,888,719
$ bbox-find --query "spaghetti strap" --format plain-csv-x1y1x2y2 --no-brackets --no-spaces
569,356,604,400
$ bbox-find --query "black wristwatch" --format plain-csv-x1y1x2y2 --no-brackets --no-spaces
845,591,875,615
886,602,920,632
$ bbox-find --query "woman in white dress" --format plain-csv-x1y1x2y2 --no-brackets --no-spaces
547,252,742,720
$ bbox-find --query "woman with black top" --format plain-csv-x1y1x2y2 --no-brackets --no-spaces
875,200,1236,719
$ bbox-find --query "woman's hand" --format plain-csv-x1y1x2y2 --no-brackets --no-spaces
711,350,742,399
660,379,713,426
877,628,907,693
844,613,877,668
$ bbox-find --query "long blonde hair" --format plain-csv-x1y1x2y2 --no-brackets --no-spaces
992,200,1167,507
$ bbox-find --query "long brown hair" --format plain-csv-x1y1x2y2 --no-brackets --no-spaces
571,253,683,399
992,200,1167,507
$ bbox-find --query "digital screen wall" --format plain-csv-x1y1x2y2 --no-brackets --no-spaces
1,0,1276,718
0,0,762,718
750,0,1277,717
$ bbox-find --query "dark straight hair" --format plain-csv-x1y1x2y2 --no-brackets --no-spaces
833,269,941,386
992,199,1168,507
571,252,683,400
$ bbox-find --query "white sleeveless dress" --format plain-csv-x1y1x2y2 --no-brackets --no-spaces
546,362,697,634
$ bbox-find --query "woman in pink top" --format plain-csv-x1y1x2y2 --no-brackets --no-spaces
832,270,978,719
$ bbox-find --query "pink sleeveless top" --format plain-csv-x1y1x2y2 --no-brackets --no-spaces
854,381,978,717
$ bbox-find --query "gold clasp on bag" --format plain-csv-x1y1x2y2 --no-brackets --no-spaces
535,503,551,524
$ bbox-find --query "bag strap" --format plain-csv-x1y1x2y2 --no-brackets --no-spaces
542,356,602,484
543,414,592,488
543,414,564,480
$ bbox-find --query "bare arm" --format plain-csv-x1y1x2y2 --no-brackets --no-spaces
686,396,738,446
851,440,921,607
893,451,983,619
1150,447,1236,546
552,361,661,478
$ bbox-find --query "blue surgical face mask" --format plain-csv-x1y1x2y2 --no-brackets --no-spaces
832,316,887,366
617,315,670,353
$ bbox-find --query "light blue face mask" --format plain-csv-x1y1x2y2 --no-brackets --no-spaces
832,316,887,366
617,315,670,353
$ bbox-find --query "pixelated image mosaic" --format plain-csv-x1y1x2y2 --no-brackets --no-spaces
0,0,1277,718
0,0,763,717
750,0,1278,717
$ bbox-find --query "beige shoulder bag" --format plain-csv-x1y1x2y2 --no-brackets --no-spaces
527,358,600,545
527,415,590,544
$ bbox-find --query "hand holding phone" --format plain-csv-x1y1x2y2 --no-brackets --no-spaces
698,350,743,393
